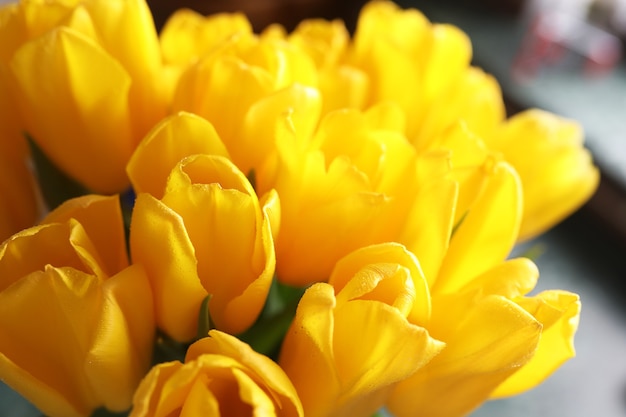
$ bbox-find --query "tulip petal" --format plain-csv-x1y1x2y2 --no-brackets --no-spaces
0,268,103,417
160,8,252,66
460,257,539,300
0,222,105,288
163,155,273,334
86,264,154,411
83,0,166,140
279,283,340,416
422,24,472,103
414,67,505,148
127,111,230,198
485,109,600,240
388,295,541,417
130,193,205,342
188,330,303,417
331,300,443,416
10,27,134,193
399,168,457,288
0,151,39,241
329,243,431,326
318,65,369,114
238,84,322,175
435,160,522,293
173,52,275,145
491,290,581,398
41,194,128,275
178,376,221,417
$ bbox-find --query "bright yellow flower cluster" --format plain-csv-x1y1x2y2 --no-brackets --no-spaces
0,1,598,417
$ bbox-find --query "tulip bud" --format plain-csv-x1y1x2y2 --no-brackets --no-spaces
130,155,279,342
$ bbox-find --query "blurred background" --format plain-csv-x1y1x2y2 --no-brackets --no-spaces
1,0,625,416
144,1,626,416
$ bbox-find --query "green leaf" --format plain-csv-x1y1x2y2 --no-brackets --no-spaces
196,295,214,340
237,278,306,360
450,210,468,238
151,331,187,365
26,133,89,210
90,407,128,417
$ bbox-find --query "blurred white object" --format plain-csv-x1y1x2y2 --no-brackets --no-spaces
513,0,623,79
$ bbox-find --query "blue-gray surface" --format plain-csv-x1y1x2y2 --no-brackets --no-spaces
471,213,626,417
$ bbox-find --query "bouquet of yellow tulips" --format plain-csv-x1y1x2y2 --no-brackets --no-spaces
0,1,599,416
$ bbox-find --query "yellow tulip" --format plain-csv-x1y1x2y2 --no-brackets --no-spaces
0,194,155,417
282,17,370,115
258,101,457,285
484,109,600,241
279,243,444,417
388,259,543,417
491,289,581,398
126,111,230,199
1,0,167,194
434,157,522,293
130,155,279,342
160,8,253,68
0,4,46,239
171,29,318,175
388,257,581,417
130,330,303,417
347,0,505,145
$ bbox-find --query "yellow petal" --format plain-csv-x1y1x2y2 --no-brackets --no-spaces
172,48,275,145
41,194,128,275
274,155,387,284
160,8,252,66
413,67,505,150
491,290,581,398
421,23,472,104
162,166,267,334
281,273,442,417
87,263,155,411
329,243,431,326
435,159,522,293
177,374,221,417
388,295,541,417
83,0,167,141
288,17,349,69
0,151,40,242
133,155,275,336
398,154,457,287
127,111,230,198
188,330,303,417
279,283,339,416
330,300,443,417
131,360,196,417
0,222,105,287
130,193,205,342
0,268,103,417
460,257,539,300
486,109,600,240
132,332,303,417
318,65,369,115
10,27,134,193
238,83,322,175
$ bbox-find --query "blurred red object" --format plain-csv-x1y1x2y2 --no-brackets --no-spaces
512,9,623,80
